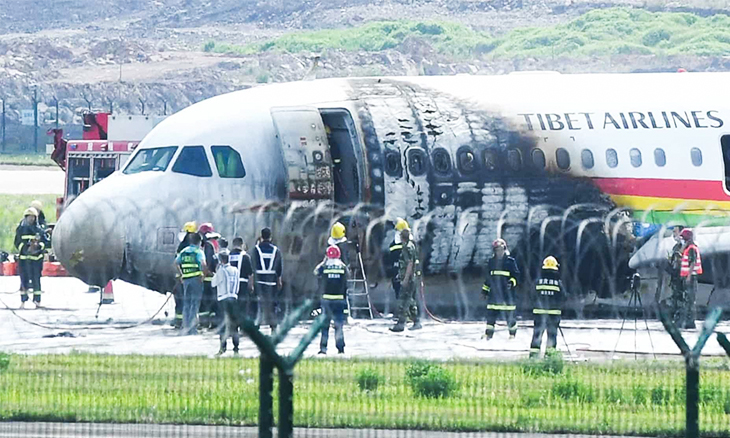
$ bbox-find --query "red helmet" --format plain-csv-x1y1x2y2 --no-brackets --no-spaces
680,228,694,241
492,238,506,249
326,245,341,259
198,223,214,234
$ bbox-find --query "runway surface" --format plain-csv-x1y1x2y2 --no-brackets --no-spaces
0,165,63,194
0,422,648,438
0,277,728,360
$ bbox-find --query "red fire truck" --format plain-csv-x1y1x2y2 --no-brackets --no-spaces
50,112,166,218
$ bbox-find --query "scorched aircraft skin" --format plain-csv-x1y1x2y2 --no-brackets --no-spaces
52,73,730,316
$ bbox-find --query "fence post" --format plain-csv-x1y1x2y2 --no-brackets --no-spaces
240,299,328,438
659,306,722,438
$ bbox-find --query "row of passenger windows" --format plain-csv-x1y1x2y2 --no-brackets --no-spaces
124,145,246,178
389,145,704,177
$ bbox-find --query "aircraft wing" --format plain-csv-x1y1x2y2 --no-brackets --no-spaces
629,226,730,269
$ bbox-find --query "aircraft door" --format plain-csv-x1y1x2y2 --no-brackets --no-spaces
271,107,333,202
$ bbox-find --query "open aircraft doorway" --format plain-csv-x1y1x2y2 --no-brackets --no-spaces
321,108,361,205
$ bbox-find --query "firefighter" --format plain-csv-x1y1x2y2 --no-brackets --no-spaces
172,221,198,328
198,223,219,329
327,221,349,266
314,245,348,354
251,227,283,331
383,218,410,301
482,238,520,340
15,208,47,308
529,256,564,358
175,232,207,335
212,250,240,356
30,200,47,231
678,228,701,329
666,226,685,326
229,237,255,324
390,228,422,332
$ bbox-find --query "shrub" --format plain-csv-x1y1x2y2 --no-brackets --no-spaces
255,72,270,84
356,368,381,392
406,361,458,398
203,41,216,52
651,385,671,405
0,353,9,372
642,29,671,47
632,385,648,405
604,387,625,404
522,350,564,377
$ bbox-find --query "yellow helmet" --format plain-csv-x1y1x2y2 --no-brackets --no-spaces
395,218,410,232
542,256,559,270
182,221,197,233
30,200,43,212
331,222,346,240
24,207,38,217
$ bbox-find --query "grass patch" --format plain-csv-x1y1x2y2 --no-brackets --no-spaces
0,194,58,253
356,367,381,392
204,8,730,60
0,154,56,167
1,354,730,435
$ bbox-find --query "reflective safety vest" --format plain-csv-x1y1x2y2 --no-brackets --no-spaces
255,244,279,286
322,264,347,300
680,244,703,277
179,249,203,279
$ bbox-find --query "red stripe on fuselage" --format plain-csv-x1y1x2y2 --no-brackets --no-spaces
592,178,730,202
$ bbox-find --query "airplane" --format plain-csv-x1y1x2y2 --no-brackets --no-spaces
51,72,730,318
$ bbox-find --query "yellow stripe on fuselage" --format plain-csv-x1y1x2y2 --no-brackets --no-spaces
609,194,730,214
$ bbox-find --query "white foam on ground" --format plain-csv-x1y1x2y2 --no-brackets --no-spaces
0,277,728,360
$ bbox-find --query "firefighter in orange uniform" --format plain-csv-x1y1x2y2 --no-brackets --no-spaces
678,228,701,329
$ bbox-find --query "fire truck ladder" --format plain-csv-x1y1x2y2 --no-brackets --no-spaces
347,250,373,319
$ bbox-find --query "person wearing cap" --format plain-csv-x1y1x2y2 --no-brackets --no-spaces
212,250,241,356
679,228,702,329
197,223,219,329
530,256,564,358
251,227,283,331
482,238,520,340
175,232,207,335
390,227,422,332
229,237,255,325
314,245,349,354
172,221,198,328
384,218,410,302
14,207,47,308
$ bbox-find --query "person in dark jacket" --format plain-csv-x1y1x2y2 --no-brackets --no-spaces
482,238,520,340
529,256,565,358
229,237,255,326
198,223,219,329
315,245,349,354
173,221,198,327
15,208,47,307
383,218,410,301
251,227,283,331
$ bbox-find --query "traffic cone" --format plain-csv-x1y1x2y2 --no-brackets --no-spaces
101,281,114,304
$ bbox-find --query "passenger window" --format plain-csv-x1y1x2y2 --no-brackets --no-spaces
483,150,498,171
654,148,666,167
531,148,546,169
556,148,570,170
432,148,452,175
384,151,402,177
457,148,477,174
630,148,642,167
691,148,702,167
211,146,245,178
172,146,213,177
408,149,428,176
581,149,594,169
506,149,522,171
606,148,618,168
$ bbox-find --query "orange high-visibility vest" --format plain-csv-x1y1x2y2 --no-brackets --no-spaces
680,244,703,277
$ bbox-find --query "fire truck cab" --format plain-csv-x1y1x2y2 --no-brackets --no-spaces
50,113,166,219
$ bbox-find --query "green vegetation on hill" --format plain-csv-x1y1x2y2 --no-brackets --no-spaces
1,353,730,436
204,8,730,59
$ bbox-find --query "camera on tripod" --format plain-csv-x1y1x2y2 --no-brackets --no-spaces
630,273,641,293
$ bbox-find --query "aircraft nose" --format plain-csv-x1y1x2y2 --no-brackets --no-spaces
54,191,125,287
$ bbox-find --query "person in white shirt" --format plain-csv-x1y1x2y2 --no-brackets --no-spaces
212,251,241,356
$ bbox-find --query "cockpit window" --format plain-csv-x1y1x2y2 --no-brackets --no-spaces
211,146,246,178
172,146,213,177
123,146,177,175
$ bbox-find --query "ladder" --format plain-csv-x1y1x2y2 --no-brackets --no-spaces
346,250,374,319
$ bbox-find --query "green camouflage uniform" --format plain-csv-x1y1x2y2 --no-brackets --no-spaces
395,240,420,325
667,242,685,326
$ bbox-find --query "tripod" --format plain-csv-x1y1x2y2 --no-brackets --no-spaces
611,273,656,360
